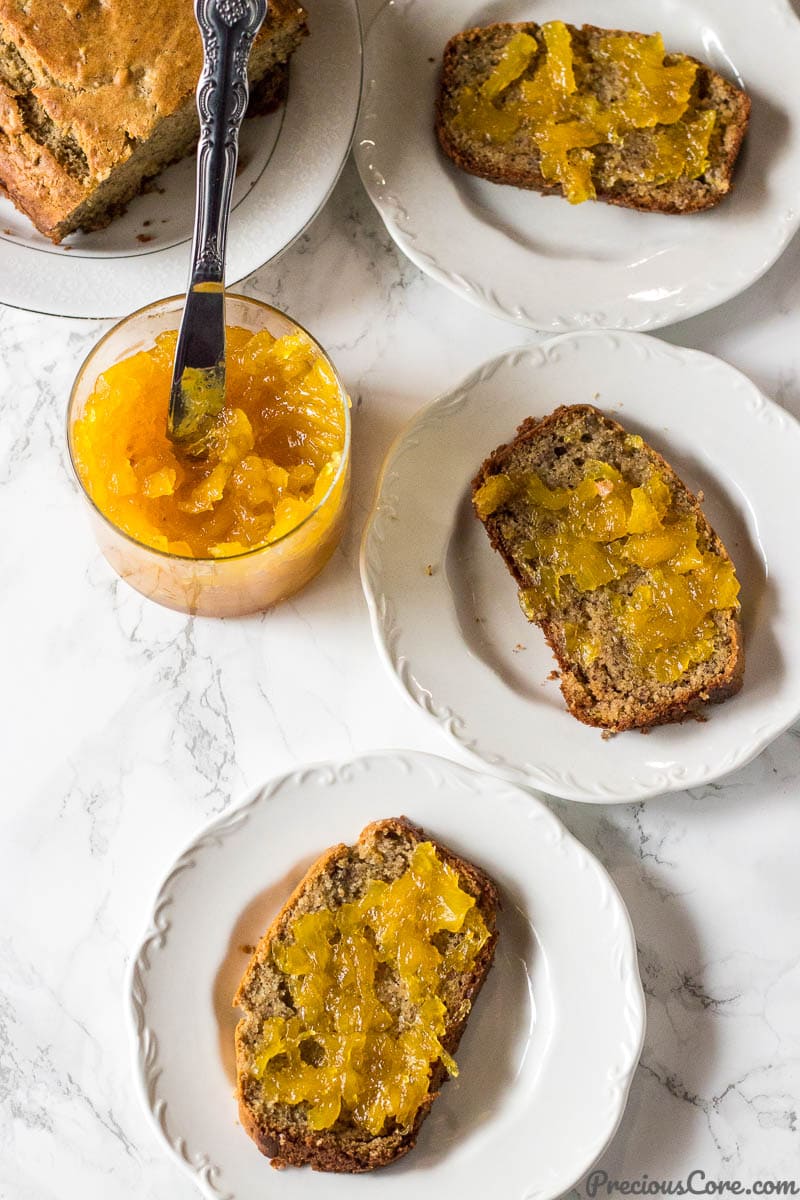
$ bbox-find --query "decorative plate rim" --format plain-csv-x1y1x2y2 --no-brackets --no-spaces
359,331,800,803
125,748,646,1200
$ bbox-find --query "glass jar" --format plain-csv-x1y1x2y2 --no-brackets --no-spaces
67,293,350,617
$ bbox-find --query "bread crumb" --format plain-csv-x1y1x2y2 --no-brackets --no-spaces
424,564,435,577
697,489,705,503
136,233,154,243
239,943,255,955
547,669,560,681
513,643,525,652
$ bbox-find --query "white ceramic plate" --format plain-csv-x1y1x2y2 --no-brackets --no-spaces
356,0,800,332
360,332,800,803
127,750,645,1200
0,0,362,319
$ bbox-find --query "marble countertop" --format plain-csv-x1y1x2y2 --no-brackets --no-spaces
3,51,800,1200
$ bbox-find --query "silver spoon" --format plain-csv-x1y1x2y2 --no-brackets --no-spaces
168,0,268,450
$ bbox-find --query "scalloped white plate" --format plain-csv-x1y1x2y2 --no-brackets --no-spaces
0,0,361,318
127,750,645,1200
360,332,800,803
356,0,800,331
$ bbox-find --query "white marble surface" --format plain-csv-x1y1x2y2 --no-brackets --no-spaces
3,83,800,1200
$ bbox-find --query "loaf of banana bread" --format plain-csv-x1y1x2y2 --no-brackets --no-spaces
0,0,308,241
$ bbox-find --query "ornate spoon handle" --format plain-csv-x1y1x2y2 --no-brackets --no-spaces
168,0,268,446
192,0,267,283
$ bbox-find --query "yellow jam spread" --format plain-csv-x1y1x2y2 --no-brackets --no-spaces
451,23,715,203
71,326,346,558
251,842,489,1135
474,459,740,684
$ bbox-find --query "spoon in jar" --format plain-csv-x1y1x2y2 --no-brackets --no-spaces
167,0,268,451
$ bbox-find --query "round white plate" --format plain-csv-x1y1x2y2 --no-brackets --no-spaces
356,0,800,332
0,0,362,319
360,333,800,803
127,750,645,1200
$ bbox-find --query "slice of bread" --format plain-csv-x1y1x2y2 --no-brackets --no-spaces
473,405,744,731
0,0,308,241
234,817,499,1172
436,22,750,214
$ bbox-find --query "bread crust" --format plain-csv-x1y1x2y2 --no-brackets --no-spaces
473,405,745,732
234,817,499,1172
435,22,751,214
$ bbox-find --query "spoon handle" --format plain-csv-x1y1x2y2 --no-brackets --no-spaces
192,0,268,286
168,0,267,444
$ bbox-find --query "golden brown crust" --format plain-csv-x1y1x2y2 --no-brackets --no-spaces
233,817,499,1173
472,405,745,732
435,22,751,215
0,0,308,239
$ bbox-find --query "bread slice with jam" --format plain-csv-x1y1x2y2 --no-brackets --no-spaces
472,405,744,731
233,817,499,1172
436,21,751,213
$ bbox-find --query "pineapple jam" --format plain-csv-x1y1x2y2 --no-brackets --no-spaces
71,326,346,559
474,457,740,685
252,842,489,1135
452,22,715,203
68,300,350,617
